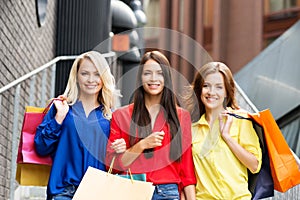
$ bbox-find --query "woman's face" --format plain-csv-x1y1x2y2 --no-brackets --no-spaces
77,58,103,97
201,72,227,111
141,59,165,97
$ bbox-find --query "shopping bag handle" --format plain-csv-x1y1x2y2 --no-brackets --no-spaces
228,112,300,169
43,98,65,114
227,112,252,121
107,156,116,174
108,156,134,183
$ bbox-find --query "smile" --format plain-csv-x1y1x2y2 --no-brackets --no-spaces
147,83,160,89
206,97,218,102
85,85,98,89
148,83,160,86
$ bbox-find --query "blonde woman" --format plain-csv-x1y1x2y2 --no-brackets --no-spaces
34,51,125,200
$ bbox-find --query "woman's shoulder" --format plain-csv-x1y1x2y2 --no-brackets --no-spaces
112,103,133,115
176,106,190,117
228,107,250,118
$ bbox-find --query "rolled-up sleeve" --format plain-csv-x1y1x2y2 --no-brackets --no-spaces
34,106,62,156
239,117,262,174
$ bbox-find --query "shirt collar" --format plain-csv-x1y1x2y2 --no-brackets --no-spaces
192,114,209,127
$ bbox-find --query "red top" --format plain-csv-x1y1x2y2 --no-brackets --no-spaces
106,104,196,188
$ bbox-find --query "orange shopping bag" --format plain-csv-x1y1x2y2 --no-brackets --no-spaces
249,109,300,192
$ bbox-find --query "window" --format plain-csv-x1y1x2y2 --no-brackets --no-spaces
36,0,48,27
263,0,300,47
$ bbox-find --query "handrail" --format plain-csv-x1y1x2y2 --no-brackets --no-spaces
0,51,116,94
0,55,78,94
235,81,259,113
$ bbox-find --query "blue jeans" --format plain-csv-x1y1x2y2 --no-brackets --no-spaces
152,184,180,200
49,185,77,200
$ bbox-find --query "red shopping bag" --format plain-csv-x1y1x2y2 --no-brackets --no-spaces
249,109,300,192
16,102,53,186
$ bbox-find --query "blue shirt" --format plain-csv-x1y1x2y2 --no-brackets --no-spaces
34,101,110,198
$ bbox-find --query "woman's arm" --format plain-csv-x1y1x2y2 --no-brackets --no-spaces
183,185,196,200
34,99,68,156
219,113,260,173
106,109,164,169
120,131,165,166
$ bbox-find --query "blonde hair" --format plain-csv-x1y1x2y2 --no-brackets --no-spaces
63,51,120,119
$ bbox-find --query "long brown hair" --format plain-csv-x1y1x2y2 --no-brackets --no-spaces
186,62,239,122
129,51,182,161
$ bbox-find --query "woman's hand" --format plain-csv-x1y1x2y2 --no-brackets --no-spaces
219,111,260,173
120,131,165,167
53,95,69,124
111,138,126,153
140,131,165,150
218,111,233,140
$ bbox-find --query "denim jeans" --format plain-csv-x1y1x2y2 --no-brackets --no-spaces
152,184,180,200
49,185,77,200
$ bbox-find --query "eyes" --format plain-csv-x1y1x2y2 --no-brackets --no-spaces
203,83,224,90
142,70,163,77
80,71,100,77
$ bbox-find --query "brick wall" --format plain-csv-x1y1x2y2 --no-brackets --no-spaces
0,0,57,199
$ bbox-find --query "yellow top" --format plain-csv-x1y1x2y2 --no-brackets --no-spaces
192,111,262,200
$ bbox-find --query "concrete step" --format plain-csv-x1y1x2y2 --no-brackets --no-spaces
14,186,46,200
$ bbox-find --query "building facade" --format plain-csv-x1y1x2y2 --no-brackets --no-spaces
143,0,300,76
0,1,57,199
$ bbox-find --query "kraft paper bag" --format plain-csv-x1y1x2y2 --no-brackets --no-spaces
73,166,155,200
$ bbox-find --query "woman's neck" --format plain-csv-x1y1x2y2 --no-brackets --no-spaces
144,93,161,108
144,94,162,129
205,107,224,125
80,94,99,104
79,95,100,117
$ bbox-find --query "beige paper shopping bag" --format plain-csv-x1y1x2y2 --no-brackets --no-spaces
73,166,155,200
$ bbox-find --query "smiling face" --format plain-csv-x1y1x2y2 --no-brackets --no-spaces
201,72,227,111
77,58,103,98
141,59,165,98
